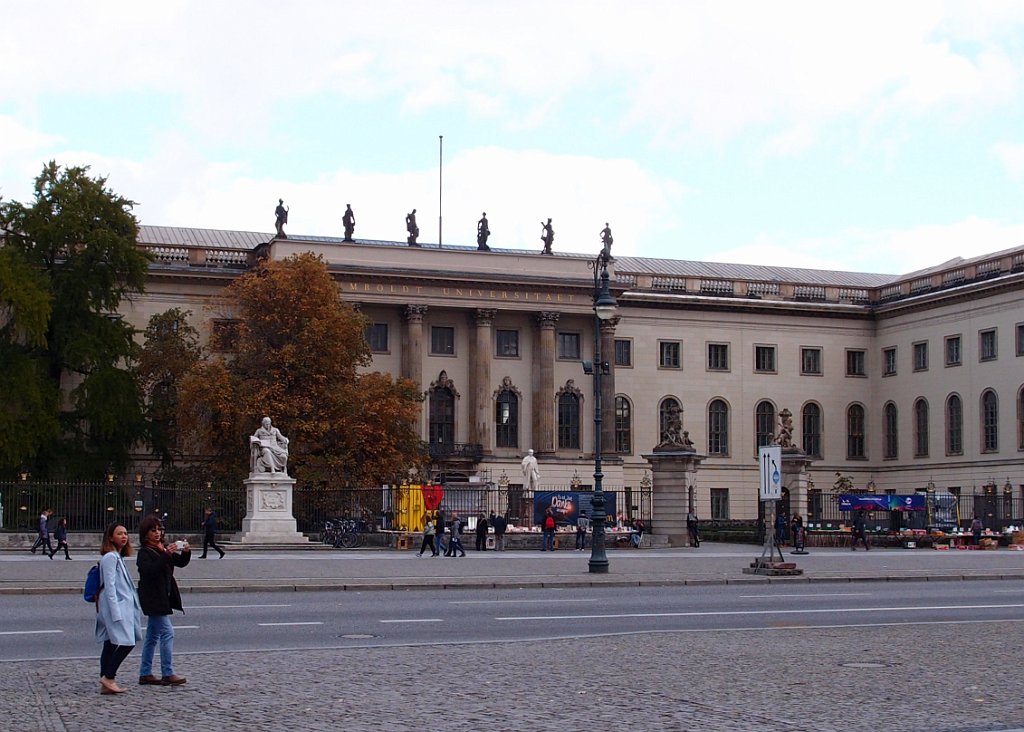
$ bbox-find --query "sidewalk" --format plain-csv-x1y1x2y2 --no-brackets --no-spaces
3,542,1023,595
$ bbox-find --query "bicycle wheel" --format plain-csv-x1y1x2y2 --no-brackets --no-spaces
340,533,359,549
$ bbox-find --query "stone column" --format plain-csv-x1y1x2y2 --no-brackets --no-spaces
401,305,427,388
599,316,619,456
642,449,705,547
533,311,559,457
781,450,814,520
471,308,496,455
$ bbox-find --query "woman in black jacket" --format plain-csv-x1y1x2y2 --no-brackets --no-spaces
136,515,190,686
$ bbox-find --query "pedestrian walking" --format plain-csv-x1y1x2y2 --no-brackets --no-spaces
136,515,189,686
475,513,489,551
575,511,590,550
540,508,556,551
446,513,466,557
49,516,71,559
30,508,53,556
95,523,142,695
851,510,870,550
199,507,225,559
418,519,438,557
687,509,700,548
491,512,507,551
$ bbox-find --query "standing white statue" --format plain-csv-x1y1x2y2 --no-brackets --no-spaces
521,449,540,491
250,416,290,475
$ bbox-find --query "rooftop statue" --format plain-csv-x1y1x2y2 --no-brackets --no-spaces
343,204,356,242
274,199,289,239
406,209,419,246
600,223,613,259
477,213,490,251
540,218,554,255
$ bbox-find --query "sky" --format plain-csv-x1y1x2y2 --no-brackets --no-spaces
3,1,1024,275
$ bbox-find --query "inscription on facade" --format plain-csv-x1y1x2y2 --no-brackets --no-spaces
343,281,577,303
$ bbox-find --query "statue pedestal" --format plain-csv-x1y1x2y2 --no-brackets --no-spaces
781,450,814,519
234,473,309,544
643,450,705,547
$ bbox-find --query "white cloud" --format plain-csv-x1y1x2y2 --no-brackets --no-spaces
710,217,1024,275
992,141,1024,179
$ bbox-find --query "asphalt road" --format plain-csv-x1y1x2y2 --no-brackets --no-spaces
4,580,1024,661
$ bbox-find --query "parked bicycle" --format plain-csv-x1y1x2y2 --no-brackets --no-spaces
322,517,369,549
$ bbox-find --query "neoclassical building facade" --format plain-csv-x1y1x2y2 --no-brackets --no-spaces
127,225,1024,522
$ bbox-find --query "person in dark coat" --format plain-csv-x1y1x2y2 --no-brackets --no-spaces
475,514,489,551
199,507,225,559
491,512,507,551
30,508,53,555
49,516,71,559
851,510,870,551
136,515,190,686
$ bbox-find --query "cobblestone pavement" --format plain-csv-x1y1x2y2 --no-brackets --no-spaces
4,621,1022,731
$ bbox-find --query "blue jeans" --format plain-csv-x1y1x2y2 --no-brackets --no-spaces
139,614,175,677
542,531,555,551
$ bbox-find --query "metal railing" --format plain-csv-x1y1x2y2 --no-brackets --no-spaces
805,492,1023,532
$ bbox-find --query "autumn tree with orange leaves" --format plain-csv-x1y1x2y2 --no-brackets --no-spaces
177,253,425,486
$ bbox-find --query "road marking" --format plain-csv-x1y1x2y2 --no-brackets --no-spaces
0,630,62,636
496,603,1024,621
449,598,601,605
379,618,444,624
257,622,323,627
190,604,292,609
738,592,872,599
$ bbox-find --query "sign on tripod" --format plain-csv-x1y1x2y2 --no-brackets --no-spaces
758,446,782,501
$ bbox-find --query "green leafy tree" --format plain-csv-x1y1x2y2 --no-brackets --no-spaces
177,252,426,485
137,309,204,468
0,162,152,477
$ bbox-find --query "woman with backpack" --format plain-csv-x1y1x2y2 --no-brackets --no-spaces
95,523,142,695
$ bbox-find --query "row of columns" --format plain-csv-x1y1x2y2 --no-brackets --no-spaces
398,305,618,457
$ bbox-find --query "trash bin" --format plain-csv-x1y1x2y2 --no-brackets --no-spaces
486,535,496,550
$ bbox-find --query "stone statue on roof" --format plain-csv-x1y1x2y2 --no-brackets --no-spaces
600,223,613,259
274,199,288,239
477,213,490,251
406,209,419,246
343,204,356,242
540,218,554,255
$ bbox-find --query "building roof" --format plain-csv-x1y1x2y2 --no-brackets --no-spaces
612,256,898,288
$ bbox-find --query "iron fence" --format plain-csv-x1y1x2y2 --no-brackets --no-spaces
0,479,652,537
806,492,1024,532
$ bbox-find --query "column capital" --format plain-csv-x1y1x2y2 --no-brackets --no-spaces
471,308,498,326
403,304,428,323
599,315,621,335
535,311,560,329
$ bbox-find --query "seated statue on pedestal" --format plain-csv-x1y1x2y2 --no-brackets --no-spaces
250,416,290,475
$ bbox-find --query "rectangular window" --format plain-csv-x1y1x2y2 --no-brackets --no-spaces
710,488,730,520
614,339,632,367
659,341,681,369
801,347,822,375
707,343,729,371
912,341,928,372
495,329,519,358
980,328,997,361
557,332,580,360
754,345,776,373
210,319,239,352
365,323,389,353
430,326,455,355
846,349,866,377
945,335,961,367
883,347,897,376
1017,324,1024,357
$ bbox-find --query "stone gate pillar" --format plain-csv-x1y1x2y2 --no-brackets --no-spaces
643,449,705,547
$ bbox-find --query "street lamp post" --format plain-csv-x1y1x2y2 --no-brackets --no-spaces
586,250,617,574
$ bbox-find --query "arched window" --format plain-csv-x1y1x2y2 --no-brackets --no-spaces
883,402,898,459
659,398,681,444
707,399,729,456
801,403,822,458
946,393,963,455
558,391,581,450
494,389,519,449
913,398,929,457
429,387,455,448
847,404,865,458
614,396,632,454
755,400,776,451
981,389,999,453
